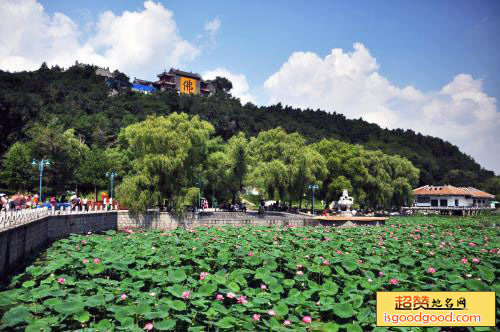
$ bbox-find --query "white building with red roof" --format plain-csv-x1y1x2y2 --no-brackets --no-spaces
413,185,494,208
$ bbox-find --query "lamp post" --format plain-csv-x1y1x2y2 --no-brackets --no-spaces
196,179,203,211
32,159,50,204
212,185,215,210
308,184,319,215
106,171,118,203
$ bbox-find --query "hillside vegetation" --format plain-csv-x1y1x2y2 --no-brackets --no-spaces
0,64,498,199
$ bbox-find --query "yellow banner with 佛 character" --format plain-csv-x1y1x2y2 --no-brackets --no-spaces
376,291,495,327
180,76,197,94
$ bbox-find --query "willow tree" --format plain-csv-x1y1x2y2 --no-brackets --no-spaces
205,132,249,203
248,128,326,207
312,139,419,209
116,113,214,212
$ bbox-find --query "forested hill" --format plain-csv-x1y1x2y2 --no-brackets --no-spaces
0,64,496,188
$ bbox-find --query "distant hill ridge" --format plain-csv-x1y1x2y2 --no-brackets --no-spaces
0,63,495,189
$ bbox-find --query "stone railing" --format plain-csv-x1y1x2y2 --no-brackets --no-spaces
0,208,50,230
402,206,492,212
0,204,119,231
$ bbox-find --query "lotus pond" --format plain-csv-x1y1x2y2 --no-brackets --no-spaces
1,216,499,331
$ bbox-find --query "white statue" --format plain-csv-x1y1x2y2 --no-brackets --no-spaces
337,189,354,215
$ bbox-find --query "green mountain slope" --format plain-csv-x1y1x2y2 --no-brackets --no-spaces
0,64,495,189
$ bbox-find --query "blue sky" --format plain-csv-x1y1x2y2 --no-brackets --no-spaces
37,0,500,99
2,0,500,173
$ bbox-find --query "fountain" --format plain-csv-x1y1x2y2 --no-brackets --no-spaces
317,189,387,227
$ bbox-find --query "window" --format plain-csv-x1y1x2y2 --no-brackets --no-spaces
416,196,430,203
455,199,459,207
431,200,438,207
440,199,448,207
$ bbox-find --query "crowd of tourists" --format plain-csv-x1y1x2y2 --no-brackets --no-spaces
217,202,247,212
0,193,45,211
0,192,114,212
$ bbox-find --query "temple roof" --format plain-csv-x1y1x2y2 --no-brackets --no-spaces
133,78,155,86
413,185,494,198
157,68,201,80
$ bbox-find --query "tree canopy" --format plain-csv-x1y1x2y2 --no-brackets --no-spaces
115,113,214,212
110,116,419,212
0,63,496,204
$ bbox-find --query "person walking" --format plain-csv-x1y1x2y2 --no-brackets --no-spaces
76,196,81,211
0,194,5,212
8,199,15,211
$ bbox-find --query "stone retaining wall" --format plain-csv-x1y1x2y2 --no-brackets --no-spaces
0,211,316,282
115,211,316,229
0,213,117,282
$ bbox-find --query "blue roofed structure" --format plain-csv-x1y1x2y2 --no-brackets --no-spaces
131,83,156,94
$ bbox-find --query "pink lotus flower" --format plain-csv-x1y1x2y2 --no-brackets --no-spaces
182,291,190,299
226,292,236,299
237,296,248,304
322,259,330,266
82,258,89,264
296,271,304,275
472,257,480,263
81,240,87,245
216,294,224,301
93,258,101,264
199,272,209,280
57,278,65,284
268,310,276,316
427,267,436,274
316,301,321,306
357,259,363,264
144,322,153,331
336,250,342,255
378,271,384,277
302,316,312,323
468,242,476,247
283,320,291,326
121,293,127,300
252,314,261,321
248,251,254,257
461,257,468,264
390,278,399,285
260,284,267,290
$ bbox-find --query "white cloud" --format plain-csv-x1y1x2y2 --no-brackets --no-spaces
203,67,256,105
263,43,500,173
204,18,221,34
0,0,200,79
198,17,221,50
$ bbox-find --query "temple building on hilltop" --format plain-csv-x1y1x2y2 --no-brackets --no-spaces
155,68,215,96
75,61,113,79
413,185,494,208
132,78,156,94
